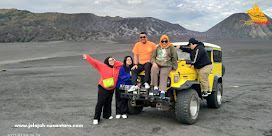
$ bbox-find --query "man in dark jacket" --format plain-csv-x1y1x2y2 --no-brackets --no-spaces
175,38,213,97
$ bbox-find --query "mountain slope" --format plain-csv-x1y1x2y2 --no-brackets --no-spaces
206,13,272,39
0,9,197,42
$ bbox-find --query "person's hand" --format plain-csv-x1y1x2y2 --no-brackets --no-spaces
171,70,176,73
152,63,158,68
131,65,138,70
83,54,87,60
175,45,180,49
187,64,192,68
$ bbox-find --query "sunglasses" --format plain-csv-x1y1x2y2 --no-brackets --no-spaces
140,36,146,39
161,40,168,43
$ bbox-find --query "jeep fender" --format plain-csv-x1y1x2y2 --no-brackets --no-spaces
173,81,202,98
212,75,223,95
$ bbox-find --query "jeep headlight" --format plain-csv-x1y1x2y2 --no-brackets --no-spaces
174,74,180,83
167,77,171,87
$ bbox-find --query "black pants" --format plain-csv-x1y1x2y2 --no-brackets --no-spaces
94,85,114,121
115,88,128,115
131,62,152,85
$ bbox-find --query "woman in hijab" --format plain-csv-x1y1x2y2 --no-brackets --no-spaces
150,35,178,99
83,54,123,125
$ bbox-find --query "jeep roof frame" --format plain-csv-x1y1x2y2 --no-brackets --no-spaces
172,42,221,49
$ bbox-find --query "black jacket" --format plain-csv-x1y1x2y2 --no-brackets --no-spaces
180,43,212,69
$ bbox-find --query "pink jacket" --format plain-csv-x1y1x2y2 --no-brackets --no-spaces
85,55,123,90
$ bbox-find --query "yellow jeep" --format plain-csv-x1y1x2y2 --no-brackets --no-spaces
120,42,225,125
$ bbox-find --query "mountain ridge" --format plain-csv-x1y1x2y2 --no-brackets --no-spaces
0,9,200,43
206,13,272,39
0,9,271,43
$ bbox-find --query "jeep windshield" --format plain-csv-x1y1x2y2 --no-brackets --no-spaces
176,48,190,61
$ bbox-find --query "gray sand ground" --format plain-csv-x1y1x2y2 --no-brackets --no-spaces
0,39,271,136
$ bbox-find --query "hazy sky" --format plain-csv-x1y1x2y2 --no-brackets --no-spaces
1,0,272,32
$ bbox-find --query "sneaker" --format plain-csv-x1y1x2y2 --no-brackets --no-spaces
116,115,121,119
122,114,127,119
108,116,113,119
160,93,165,99
128,85,139,92
207,91,212,95
144,82,150,89
149,90,154,96
93,119,98,125
153,88,159,95
133,90,138,94
202,92,208,97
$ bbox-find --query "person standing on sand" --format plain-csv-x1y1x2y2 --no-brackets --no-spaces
115,56,134,119
83,54,123,125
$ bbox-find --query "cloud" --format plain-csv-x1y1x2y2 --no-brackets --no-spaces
0,0,271,32
177,4,183,8
127,0,142,4
264,8,272,18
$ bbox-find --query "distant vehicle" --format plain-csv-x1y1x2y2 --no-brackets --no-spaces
120,42,225,124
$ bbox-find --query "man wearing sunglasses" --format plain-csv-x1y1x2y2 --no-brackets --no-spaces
128,32,156,92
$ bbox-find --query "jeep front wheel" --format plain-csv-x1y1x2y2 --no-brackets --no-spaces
127,100,143,115
206,83,223,108
175,89,200,125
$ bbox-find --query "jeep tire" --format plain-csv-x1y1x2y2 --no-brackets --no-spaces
127,100,143,115
207,83,223,108
175,88,200,125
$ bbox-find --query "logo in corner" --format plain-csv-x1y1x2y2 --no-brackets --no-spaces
242,3,271,27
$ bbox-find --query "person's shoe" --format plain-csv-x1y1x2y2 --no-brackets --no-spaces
202,92,208,97
108,116,113,119
116,115,121,119
144,82,150,89
153,88,159,95
160,93,165,99
128,85,139,92
122,114,127,119
133,90,138,94
149,89,154,95
93,119,98,125
207,91,212,95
